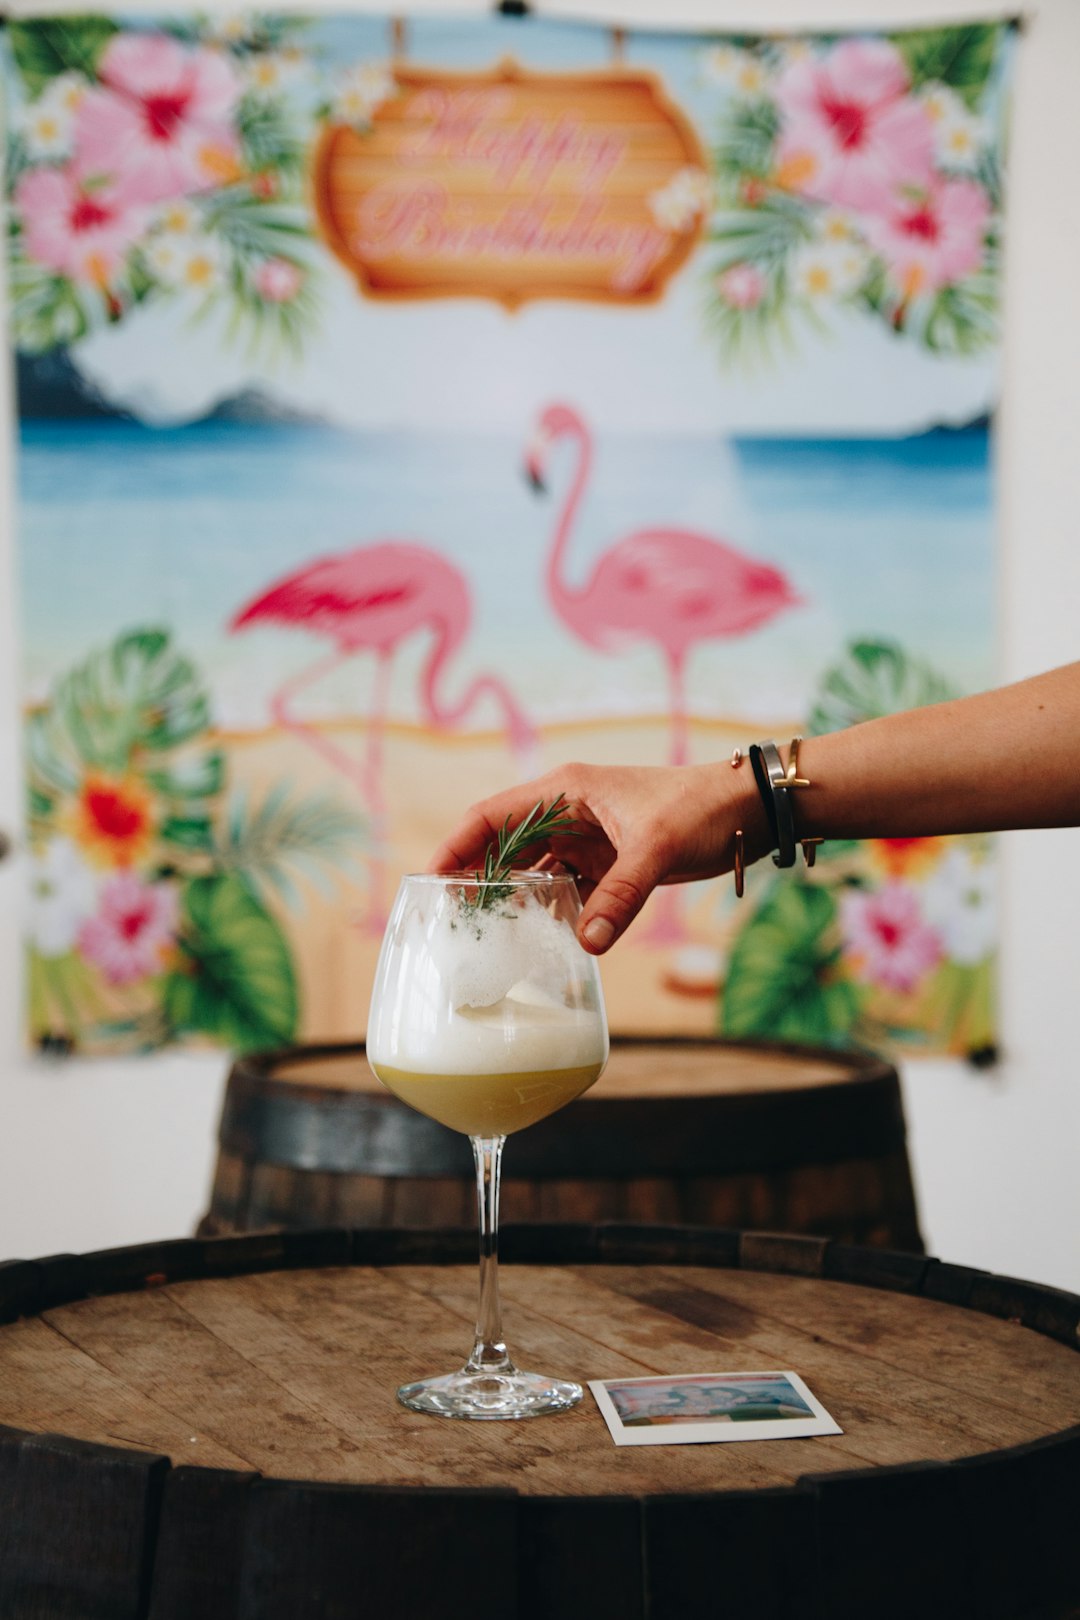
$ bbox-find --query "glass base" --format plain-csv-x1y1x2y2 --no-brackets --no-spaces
398,1367,583,1420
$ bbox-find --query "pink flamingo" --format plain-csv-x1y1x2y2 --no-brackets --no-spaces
524,402,800,941
229,542,536,928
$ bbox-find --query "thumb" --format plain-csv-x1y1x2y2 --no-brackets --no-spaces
577,849,661,954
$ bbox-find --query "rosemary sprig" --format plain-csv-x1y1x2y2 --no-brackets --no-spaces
469,794,580,911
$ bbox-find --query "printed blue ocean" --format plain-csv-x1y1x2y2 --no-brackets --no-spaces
19,421,994,726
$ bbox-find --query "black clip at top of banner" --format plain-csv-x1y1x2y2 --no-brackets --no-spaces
485,7,1031,31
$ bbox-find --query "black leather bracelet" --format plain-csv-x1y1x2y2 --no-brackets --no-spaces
749,740,797,868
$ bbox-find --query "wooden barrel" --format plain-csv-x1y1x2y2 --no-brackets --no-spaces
200,1038,923,1250
0,1225,1078,1619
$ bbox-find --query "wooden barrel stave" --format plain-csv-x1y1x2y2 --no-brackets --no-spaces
388,1175,474,1228
199,1038,924,1251
229,1478,521,1620
644,1489,815,1620
517,1495,647,1620
0,1426,169,1620
205,1160,921,1249
0,1227,1078,1618
148,1465,257,1620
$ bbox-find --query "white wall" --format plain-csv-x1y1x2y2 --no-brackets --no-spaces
2,0,1079,1289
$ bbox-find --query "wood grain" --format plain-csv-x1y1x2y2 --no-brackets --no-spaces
1,1262,1076,1496
0,1314,246,1469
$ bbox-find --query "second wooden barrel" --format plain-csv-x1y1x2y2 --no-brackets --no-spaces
200,1038,923,1250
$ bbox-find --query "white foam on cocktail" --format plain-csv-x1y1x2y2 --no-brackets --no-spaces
370,891,606,1076
432,896,583,1013
393,994,607,1074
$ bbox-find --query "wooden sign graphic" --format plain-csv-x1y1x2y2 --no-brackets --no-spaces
312,59,709,307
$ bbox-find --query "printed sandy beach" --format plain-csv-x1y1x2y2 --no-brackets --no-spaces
220,711,776,1040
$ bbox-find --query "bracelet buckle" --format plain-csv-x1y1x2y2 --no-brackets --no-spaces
731,739,821,897
744,736,819,874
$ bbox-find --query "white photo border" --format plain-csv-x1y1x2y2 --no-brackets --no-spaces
588,1369,843,1447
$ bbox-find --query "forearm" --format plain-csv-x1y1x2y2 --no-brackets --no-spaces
788,663,1080,843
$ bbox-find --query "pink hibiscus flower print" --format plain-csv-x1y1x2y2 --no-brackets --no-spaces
774,38,935,214
716,262,766,309
862,176,991,299
254,257,304,302
74,32,241,206
78,872,178,985
840,882,943,994
15,164,145,285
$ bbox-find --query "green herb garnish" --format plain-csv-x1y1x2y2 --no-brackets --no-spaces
469,794,580,911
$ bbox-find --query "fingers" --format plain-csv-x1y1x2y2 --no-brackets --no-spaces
426,773,593,873
425,806,502,873
429,760,748,951
577,845,664,954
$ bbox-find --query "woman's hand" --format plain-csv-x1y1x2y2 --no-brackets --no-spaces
430,664,1080,953
428,761,769,953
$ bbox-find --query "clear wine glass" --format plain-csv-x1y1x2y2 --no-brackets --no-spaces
367,869,609,1419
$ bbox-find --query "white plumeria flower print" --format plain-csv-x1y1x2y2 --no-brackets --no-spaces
152,199,201,237
701,44,746,86
244,53,288,96
20,74,87,161
148,227,225,294
794,239,868,302
937,111,987,173
922,847,997,966
649,168,713,232
244,50,308,99
177,237,226,295
20,103,70,161
816,208,860,245
701,45,768,96
773,39,813,71
921,81,986,173
144,236,188,288
205,12,254,44
921,82,966,127
734,56,769,97
333,61,396,128
27,838,98,958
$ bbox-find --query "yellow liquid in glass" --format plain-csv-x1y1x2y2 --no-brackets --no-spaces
371,1061,604,1137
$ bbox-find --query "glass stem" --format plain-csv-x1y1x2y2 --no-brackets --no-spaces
465,1135,514,1375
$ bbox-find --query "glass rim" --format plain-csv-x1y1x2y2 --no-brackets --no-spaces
401,868,576,887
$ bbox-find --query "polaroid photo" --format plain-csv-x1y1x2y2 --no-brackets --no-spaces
588,1370,842,1446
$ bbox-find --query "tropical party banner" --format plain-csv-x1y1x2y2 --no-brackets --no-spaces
4,11,1012,1058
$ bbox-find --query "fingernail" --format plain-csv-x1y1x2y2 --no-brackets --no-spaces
582,917,615,952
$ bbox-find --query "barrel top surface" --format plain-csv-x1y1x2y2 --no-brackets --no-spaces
268,1039,879,1099
2,1257,1077,1496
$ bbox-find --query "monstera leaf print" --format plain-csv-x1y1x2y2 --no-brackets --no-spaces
26,627,223,855
806,640,956,736
24,621,371,1053
718,635,996,1061
7,16,118,96
721,879,865,1045
894,24,1002,109
164,873,298,1051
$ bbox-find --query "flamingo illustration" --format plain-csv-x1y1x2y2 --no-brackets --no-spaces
524,402,800,941
229,542,536,928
